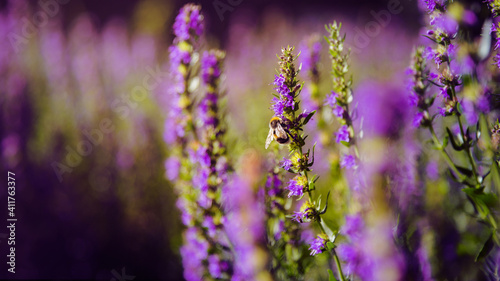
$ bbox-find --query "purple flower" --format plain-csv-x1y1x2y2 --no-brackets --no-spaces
281,157,292,170
335,125,350,143
265,174,281,196
309,235,326,256
300,38,321,73
273,74,290,97
173,4,204,41
165,157,181,181
291,211,305,223
340,154,356,169
202,216,217,238
271,97,286,117
432,14,458,35
413,112,424,127
343,214,364,239
286,177,305,197
439,86,448,99
208,255,222,278
180,227,209,281
201,51,221,84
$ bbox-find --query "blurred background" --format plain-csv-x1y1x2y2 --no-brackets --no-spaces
0,0,424,279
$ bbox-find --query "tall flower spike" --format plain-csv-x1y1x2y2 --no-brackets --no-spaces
267,46,346,280
164,5,235,281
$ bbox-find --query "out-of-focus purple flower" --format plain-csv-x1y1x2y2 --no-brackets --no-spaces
342,214,364,239
165,157,181,181
413,112,424,127
326,91,345,118
286,176,305,197
180,227,209,281
176,197,193,226
340,154,357,169
417,243,433,281
426,161,439,180
202,216,217,238
208,254,222,278
173,4,204,41
432,14,458,36
300,38,321,74
201,51,221,84
281,157,292,170
462,10,477,25
223,175,267,280
309,235,326,256
265,173,282,197
336,125,350,143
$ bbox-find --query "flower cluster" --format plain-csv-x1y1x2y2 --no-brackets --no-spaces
267,46,346,279
324,22,359,174
164,4,234,280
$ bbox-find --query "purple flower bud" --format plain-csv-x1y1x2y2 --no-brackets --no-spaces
336,125,350,143
286,176,305,197
340,154,357,169
173,4,204,41
413,112,424,128
309,235,326,256
280,157,292,170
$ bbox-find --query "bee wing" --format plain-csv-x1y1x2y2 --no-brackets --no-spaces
275,122,288,139
265,129,274,149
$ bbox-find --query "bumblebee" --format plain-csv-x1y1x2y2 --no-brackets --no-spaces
265,116,291,149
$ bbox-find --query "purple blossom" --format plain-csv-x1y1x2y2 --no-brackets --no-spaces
325,91,345,118
300,39,321,73
271,97,286,117
180,227,209,281
265,174,282,197
309,235,326,256
291,211,305,223
201,51,221,84
173,4,204,41
413,112,424,127
281,157,292,170
432,15,458,35
342,214,364,239
208,255,222,278
286,178,304,197
273,74,291,97
340,154,356,169
165,157,181,181
335,125,350,143
202,216,217,238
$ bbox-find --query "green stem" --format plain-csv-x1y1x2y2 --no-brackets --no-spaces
333,250,347,281
428,124,465,181
450,86,480,186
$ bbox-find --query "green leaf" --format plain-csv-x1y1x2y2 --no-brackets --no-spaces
340,141,350,147
475,234,494,262
442,134,449,148
328,269,338,281
302,110,316,126
326,241,335,251
447,127,464,151
319,191,331,214
320,218,336,242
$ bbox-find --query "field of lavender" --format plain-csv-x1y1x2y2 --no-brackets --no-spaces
1,0,500,280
